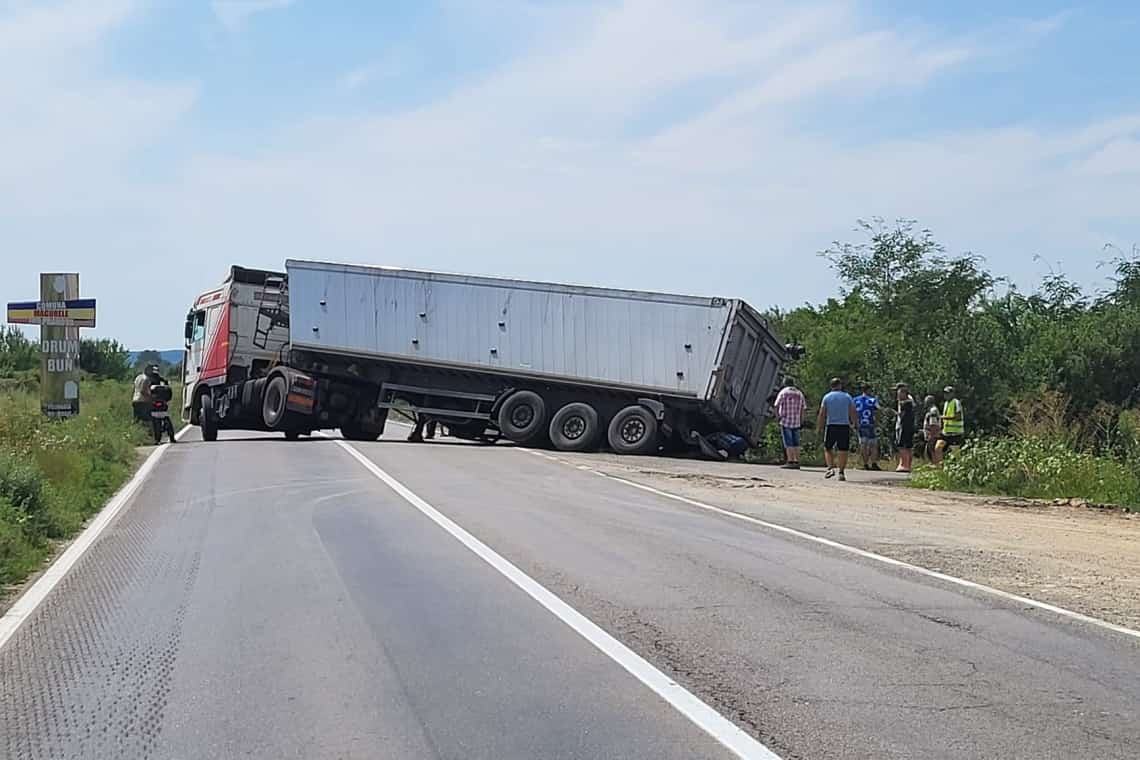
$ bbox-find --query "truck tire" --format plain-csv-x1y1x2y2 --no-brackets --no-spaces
199,392,218,442
607,405,659,455
549,402,600,452
262,375,289,429
340,420,381,442
497,390,547,444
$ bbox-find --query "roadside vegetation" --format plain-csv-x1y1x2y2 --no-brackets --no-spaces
764,219,1140,512
0,327,183,588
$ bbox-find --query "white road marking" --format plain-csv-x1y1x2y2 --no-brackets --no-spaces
519,449,1140,642
333,439,781,760
0,427,191,651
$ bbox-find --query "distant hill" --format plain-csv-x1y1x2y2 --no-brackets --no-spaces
129,349,183,366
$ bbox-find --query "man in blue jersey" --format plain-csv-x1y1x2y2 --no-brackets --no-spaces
853,383,881,471
816,377,859,481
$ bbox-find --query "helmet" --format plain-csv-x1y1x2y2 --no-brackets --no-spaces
146,364,160,376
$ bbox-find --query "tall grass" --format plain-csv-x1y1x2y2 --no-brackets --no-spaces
911,389,1140,511
0,378,151,586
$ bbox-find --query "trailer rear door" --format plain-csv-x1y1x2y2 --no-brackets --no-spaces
708,303,786,444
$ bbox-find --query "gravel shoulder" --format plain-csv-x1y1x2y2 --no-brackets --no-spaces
549,450,1140,631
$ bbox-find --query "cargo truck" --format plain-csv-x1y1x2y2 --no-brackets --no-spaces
182,260,794,455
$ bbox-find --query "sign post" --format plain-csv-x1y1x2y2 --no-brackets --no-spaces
6,274,97,419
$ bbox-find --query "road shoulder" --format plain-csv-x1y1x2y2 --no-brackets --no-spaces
548,451,1140,631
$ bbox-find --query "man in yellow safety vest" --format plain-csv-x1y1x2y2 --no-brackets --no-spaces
941,385,965,451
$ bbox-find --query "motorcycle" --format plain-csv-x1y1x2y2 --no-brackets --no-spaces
150,383,177,445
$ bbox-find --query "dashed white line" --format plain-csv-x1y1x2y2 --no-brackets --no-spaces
519,449,1140,642
333,438,782,760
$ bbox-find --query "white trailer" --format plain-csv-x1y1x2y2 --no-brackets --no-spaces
184,261,794,455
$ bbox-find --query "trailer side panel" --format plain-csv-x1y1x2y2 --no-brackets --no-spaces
287,261,736,398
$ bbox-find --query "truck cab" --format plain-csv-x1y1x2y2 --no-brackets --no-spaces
182,267,291,434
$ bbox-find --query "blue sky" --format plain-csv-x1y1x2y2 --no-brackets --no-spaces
2,0,1139,348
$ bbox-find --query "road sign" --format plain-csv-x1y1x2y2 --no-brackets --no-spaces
5,274,97,419
6,298,96,327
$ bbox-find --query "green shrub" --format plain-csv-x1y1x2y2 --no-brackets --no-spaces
0,377,151,590
912,436,1140,511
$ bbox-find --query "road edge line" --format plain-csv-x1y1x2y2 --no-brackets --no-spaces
333,439,781,760
0,425,190,651
520,449,1140,642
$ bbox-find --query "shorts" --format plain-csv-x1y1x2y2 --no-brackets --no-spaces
781,426,801,448
858,426,877,445
943,434,964,448
824,424,851,451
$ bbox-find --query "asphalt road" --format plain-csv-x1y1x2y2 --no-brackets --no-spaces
2,425,1138,759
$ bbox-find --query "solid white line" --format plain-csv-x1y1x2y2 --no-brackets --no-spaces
333,439,781,760
523,450,1140,642
0,433,181,651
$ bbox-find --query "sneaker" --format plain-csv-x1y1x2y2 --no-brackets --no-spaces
838,471,847,481
825,468,836,479
791,462,801,470
781,462,797,469
871,463,882,471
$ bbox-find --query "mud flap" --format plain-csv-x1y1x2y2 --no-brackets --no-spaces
284,372,317,416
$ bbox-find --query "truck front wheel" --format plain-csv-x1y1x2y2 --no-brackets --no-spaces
607,405,659,455
199,392,218,442
497,390,547,445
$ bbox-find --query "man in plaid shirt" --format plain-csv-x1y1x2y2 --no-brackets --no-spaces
774,378,808,469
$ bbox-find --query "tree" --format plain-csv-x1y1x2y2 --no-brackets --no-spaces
80,338,133,381
820,218,993,327
773,219,1140,443
0,326,37,375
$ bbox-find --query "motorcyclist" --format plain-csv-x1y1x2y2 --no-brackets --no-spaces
132,364,165,422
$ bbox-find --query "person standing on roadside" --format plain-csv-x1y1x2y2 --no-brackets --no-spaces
817,377,858,482
132,364,161,423
853,383,881,471
941,385,965,452
774,378,808,469
923,394,943,464
893,382,916,473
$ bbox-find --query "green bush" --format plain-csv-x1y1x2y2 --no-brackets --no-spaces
912,436,1140,511
0,378,150,589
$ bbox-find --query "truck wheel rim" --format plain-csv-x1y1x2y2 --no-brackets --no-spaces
267,386,282,418
562,415,586,440
620,417,646,444
511,405,534,429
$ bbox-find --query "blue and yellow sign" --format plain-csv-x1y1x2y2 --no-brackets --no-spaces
6,298,97,328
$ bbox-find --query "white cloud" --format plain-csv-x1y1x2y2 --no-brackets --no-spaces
338,48,416,92
2,0,1136,347
211,0,294,31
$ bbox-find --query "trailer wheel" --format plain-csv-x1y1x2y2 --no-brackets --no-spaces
549,402,600,452
262,375,289,429
607,405,659,455
199,392,218,442
497,390,547,444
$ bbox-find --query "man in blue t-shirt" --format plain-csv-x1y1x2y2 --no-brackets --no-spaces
816,377,859,481
852,383,881,471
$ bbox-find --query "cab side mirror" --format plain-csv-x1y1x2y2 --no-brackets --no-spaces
184,313,195,343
